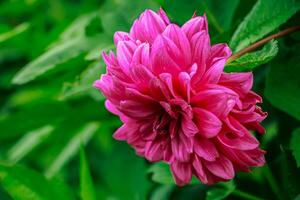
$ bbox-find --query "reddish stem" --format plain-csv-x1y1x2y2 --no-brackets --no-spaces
227,25,300,63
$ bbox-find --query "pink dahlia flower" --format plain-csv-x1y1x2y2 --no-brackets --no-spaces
94,9,267,186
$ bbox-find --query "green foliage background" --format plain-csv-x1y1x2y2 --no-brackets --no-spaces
1,0,300,199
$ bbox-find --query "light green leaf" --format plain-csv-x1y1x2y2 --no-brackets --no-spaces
150,185,174,200
61,61,105,99
148,162,200,185
206,181,236,200
85,43,114,61
0,164,74,200
12,35,103,85
59,12,100,42
80,147,96,200
265,55,300,120
0,23,29,43
230,0,300,52
148,162,174,185
290,127,300,167
45,122,99,178
225,40,278,72
7,125,54,163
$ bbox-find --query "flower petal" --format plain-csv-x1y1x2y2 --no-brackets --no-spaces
193,108,222,138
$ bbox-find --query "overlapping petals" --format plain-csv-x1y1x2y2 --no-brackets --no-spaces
94,8,266,186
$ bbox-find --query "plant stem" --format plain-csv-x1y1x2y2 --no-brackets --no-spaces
262,165,285,200
227,25,300,63
232,189,264,200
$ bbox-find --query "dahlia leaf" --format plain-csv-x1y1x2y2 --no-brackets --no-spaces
148,162,200,185
165,0,239,31
80,147,96,200
100,0,159,35
148,162,174,185
7,125,54,163
150,185,174,200
0,164,74,200
206,181,235,200
265,55,300,120
61,61,105,100
100,144,151,200
291,127,300,167
12,35,103,85
45,122,99,178
0,102,69,140
225,40,278,72
230,0,300,52
0,23,29,44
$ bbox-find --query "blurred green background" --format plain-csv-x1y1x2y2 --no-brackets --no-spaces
1,0,300,199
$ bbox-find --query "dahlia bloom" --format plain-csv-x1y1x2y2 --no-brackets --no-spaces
94,8,267,186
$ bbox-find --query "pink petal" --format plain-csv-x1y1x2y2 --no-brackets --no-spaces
182,16,208,40
190,31,211,85
193,108,222,138
171,160,192,186
130,9,167,43
219,72,253,96
163,24,192,67
117,41,137,74
145,140,163,161
158,8,170,25
114,31,132,45
191,85,238,119
194,137,219,161
204,155,234,180
151,35,182,75
217,131,259,150
201,44,231,84
113,124,127,140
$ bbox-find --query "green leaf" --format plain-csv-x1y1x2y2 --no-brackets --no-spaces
290,127,300,167
230,0,300,52
12,35,103,85
0,23,29,43
100,0,159,35
206,181,236,200
225,40,278,72
7,125,54,163
0,102,69,140
61,61,105,99
0,164,74,200
80,147,96,200
100,144,151,200
265,55,300,120
148,162,200,185
165,0,239,31
45,122,99,178
150,185,174,200
148,162,174,185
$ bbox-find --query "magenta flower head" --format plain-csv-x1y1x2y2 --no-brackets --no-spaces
94,9,267,186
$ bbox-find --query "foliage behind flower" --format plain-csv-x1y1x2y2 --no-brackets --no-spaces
94,8,267,186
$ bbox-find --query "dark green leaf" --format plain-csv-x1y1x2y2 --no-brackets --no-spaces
290,127,300,167
265,55,300,120
206,181,235,200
